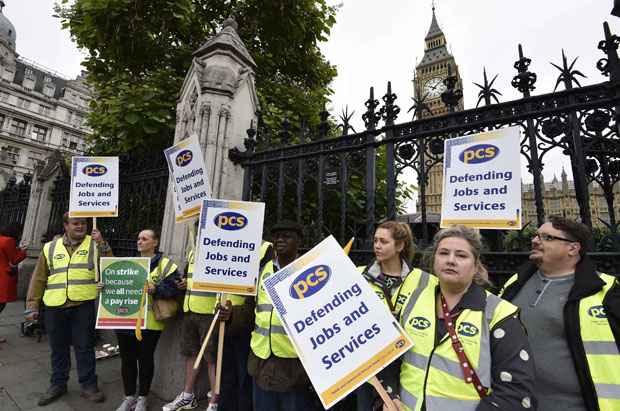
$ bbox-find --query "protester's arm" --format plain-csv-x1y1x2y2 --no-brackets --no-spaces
476,315,537,411
25,253,49,313
92,228,113,257
225,296,256,336
605,278,620,353
5,237,26,265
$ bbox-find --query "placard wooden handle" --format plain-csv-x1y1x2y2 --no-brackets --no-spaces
193,309,221,370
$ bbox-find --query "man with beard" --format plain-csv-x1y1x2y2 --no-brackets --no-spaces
501,216,620,411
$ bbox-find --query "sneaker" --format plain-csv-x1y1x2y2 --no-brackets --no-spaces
134,396,148,411
205,403,218,411
116,396,137,411
162,393,198,411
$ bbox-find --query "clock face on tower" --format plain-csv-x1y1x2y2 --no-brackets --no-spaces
423,77,447,98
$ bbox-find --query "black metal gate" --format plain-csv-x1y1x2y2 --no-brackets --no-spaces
47,154,168,256
0,174,31,229
230,21,620,278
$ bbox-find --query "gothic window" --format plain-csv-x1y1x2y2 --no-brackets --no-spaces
38,104,52,116
43,83,55,97
10,118,27,136
3,145,20,164
24,68,35,80
66,110,73,122
31,125,48,142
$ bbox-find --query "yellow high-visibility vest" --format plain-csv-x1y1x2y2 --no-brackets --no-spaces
146,256,178,331
358,265,422,316
399,270,519,411
42,235,97,307
183,241,272,314
250,260,298,359
502,272,620,411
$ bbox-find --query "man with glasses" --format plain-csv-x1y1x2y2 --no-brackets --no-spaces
501,216,620,411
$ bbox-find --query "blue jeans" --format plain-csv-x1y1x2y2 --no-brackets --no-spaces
44,301,97,389
252,380,315,411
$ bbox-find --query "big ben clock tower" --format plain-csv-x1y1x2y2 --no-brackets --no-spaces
413,5,464,213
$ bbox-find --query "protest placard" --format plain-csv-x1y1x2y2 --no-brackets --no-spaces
192,199,265,295
69,156,119,217
164,135,211,222
440,126,522,229
262,235,412,409
96,257,150,329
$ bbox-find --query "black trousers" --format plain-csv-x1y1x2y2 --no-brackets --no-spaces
116,330,162,396
219,335,252,411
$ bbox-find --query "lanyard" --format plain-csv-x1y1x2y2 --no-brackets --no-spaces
439,293,488,398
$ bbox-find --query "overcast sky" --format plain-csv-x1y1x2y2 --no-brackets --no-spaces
5,0,620,205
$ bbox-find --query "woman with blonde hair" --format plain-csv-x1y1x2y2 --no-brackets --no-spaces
387,225,536,411
356,220,420,410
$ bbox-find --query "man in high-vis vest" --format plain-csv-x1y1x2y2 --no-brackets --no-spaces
164,236,272,411
25,212,112,406
247,221,316,411
501,216,620,411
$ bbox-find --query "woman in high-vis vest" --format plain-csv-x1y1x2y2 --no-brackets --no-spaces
356,221,418,410
389,225,537,411
111,228,182,411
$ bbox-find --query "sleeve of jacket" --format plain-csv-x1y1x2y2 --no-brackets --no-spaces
604,277,620,353
26,253,49,312
4,237,26,265
476,315,537,411
226,296,256,336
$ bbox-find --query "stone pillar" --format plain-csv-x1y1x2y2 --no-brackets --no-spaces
153,18,258,400
17,152,66,298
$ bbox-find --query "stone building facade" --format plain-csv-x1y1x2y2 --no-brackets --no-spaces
522,168,620,228
0,1,91,189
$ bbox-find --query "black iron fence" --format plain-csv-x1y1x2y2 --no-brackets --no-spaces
0,174,31,229
47,153,168,256
230,22,620,277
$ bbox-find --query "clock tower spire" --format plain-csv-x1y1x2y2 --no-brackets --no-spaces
413,5,464,213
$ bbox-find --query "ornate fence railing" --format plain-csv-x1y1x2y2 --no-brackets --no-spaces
0,174,31,229
230,22,620,277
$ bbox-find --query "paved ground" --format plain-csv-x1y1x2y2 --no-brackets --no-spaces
0,301,170,411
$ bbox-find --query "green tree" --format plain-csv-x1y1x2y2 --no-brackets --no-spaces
55,0,337,154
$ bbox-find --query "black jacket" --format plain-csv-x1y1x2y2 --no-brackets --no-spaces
501,256,620,411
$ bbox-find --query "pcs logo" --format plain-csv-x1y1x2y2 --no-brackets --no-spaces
289,265,330,300
410,316,431,330
459,144,499,164
175,150,193,167
76,250,88,256
82,164,107,177
588,305,606,319
53,254,66,260
214,211,247,231
458,322,479,337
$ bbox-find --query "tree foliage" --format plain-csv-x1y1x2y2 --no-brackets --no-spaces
55,0,337,153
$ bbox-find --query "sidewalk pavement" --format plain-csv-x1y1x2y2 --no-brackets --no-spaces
0,301,168,411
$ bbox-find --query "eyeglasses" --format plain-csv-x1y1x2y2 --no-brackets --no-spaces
532,232,576,243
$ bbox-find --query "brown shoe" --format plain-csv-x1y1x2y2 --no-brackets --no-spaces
80,387,105,403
